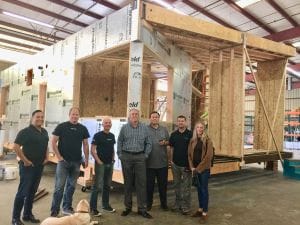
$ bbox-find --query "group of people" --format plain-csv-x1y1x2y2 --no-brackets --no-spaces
11,107,214,225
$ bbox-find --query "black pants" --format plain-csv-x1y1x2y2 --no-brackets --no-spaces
146,167,168,208
12,162,44,220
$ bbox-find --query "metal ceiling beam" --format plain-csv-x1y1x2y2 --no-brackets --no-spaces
0,19,66,39
2,0,88,27
0,28,54,46
165,0,178,3
222,0,275,34
48,0,104,20
182,0,237,30
0,44,36,55
265,0,298,27
264,26,300,42
93,0,120,11
0,38,43,51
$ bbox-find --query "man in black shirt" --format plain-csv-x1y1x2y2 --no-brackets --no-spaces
89,117,116,216
12,110,49,225
169,115,192,215
50,107,90,217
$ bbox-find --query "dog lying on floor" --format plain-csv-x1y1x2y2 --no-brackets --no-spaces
40,199,98,225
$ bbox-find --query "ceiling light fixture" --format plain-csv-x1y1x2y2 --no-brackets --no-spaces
2,11,54,29
152,0,186,15
292,41,300,48
236,0,262,8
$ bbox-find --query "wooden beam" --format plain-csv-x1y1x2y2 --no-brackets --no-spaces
143,3,242,44
144,3,294,57
246,33,296,57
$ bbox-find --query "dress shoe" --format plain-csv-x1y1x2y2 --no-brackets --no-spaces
138,211,153,219
11,219,24,225
22,215,40,223
121,208,132,216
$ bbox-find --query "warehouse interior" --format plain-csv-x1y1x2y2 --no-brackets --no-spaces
0,0,300,224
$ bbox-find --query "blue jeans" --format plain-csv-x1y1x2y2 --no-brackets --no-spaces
90,163,114,210
12,161,44,220
51,160,80,213
196,169,210,212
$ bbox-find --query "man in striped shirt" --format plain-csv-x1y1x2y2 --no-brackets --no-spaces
117,108,152,219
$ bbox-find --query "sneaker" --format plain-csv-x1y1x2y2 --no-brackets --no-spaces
181,209,190,215
103,206,116,213
62,207,74,215
91,209,102,217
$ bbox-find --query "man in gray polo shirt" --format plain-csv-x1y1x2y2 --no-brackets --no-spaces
146,111,170,211
117,109,152,219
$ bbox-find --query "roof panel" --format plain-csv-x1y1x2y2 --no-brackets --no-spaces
88,3,114,16
1,1,64,26
206,3,249,28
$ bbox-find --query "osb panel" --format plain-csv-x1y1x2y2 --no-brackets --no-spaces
209,59,244,157
80,61,129,117
79,61,151,118
254,59,287,151
208,61,222,153
231,58,245,156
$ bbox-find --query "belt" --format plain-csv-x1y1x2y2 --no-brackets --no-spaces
123,150,145,155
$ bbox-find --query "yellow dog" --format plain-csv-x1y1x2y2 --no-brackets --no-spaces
40,199,98,225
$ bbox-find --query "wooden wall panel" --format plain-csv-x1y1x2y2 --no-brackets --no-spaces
209,61,222,154
231,59,245,156
80,61,129,117
209,58,244,157
254,59,287,151
78,60,151,118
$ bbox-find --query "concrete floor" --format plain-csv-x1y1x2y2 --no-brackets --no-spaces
1,155,300,225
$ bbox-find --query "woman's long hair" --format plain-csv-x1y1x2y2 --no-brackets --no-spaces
190,121,208,151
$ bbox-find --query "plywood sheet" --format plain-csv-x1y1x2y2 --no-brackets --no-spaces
209,58,244,157
253,59,287,151
209,61,222,154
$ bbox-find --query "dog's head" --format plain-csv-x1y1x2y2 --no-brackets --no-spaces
76,199,90,213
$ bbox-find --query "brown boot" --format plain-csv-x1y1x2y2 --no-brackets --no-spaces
199,214,208,224
191,210,203,217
